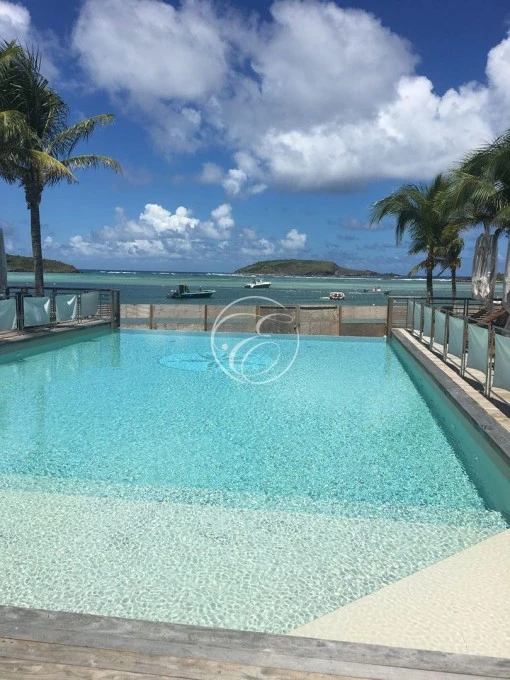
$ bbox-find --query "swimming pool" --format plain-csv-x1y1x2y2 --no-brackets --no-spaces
0,330,508,632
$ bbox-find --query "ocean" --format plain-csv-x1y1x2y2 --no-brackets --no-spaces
7,270,495,307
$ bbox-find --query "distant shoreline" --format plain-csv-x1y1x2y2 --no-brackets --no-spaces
7,253,79,274
233,258,399,278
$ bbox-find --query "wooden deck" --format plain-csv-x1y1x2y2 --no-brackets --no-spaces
0,606,508,679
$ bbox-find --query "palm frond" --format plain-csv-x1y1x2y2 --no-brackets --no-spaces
0,109,32,146
0,41,22,73
408,260,428,276
46,114,116,158
62,154,122,174
31,151,76,183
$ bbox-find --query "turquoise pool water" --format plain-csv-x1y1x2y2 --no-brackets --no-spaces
0,330,508,632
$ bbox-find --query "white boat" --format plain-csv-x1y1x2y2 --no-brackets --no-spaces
244,277,271,289
329,291,345,300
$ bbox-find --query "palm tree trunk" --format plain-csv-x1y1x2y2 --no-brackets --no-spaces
26,187,44,295
451,267,457,297
426,266,433,299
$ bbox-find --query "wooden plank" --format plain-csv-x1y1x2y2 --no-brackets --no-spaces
0,648,503,680
0,606,499,673
0,638,359,680
0,659,166,680
0,607,509,679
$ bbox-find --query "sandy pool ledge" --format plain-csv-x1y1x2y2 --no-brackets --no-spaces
288,330,510,658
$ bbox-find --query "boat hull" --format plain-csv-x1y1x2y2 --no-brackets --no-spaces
167,291,215,299
244,283,271,289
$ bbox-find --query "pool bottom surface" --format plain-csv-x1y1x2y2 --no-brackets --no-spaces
0,476,505,633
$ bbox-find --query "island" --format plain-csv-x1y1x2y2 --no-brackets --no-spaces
7,254,79,273
234,259,398,277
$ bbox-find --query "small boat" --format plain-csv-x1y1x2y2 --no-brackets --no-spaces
367,286,391,294
329,291,345,300
244,277,271,289
167,284,215,299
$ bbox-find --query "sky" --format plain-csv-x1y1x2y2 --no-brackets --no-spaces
1,0,510,273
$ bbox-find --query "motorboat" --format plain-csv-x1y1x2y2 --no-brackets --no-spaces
329,291,345,300
167,284,215,299
362,286,391,295
244,277,271,289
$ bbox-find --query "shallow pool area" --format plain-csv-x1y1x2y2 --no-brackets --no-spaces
0,330,508,633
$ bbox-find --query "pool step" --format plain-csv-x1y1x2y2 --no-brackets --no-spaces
0,485,505,634
0,473,506,531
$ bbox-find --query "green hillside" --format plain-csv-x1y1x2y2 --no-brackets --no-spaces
7,254,79,273
234,259,397,277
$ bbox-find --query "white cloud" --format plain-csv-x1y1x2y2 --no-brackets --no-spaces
43,235,60,249
0,0,60,81
238,226,307,258
222,168,247,196
65,202,237,260
202,203,234,239
73,0,229,101
197,162,224,184
0,0,30,41
61,201,303,263
69,235,110,257
247,183,267,195
72,0,510,192
239,236,276,258
280,228,307,251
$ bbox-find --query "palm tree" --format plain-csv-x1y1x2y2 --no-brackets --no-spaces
438,233,463,296
370,174,453,298
0,43,121,294
449,132,510,306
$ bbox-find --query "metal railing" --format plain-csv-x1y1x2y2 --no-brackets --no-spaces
389,296,510,401
386,295,487,335
0,286,120,335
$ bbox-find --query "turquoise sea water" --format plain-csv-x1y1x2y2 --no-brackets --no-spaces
7,269,503,306
0,330,508,631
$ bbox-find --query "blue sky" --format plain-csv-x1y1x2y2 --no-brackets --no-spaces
1,0,510,273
